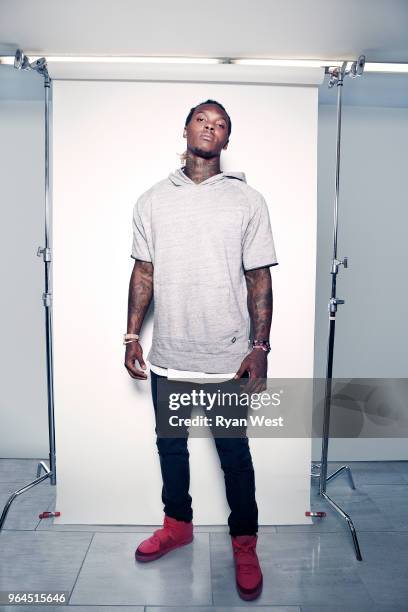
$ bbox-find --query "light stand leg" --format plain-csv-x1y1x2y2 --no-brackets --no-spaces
0,61,56,533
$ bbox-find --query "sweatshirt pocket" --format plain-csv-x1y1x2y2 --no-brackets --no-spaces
153,330,249,357
154,281,243,342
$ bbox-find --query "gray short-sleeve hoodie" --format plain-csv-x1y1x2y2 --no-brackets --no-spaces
131,168,278,373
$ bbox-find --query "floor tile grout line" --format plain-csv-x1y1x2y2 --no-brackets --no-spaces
66,530,96,605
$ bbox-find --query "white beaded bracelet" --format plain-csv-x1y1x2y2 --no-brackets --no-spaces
123,333,140,345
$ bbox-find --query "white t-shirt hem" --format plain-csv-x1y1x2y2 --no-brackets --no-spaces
148,360,235,383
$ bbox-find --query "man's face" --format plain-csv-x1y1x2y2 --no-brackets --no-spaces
183,104,230,159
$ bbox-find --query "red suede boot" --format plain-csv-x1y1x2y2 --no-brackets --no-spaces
135,515,193,562
231,535,263,600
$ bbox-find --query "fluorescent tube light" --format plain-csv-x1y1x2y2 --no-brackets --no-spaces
232,59,326,67
363,63,408,73
0,55,221,65
1,55,407,73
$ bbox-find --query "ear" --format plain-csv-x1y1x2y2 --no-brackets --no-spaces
223,139,229,150
183,127,187,139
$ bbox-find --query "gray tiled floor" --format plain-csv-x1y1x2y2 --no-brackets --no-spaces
0,459,407,610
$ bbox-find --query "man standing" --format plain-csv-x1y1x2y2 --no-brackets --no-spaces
124,99,278,601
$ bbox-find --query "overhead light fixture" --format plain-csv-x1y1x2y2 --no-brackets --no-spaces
232,59,326,67
1,55,408,73
0,56,15,65
233,59,408,73
1,55,221,65
362,63,408,73
46,56,221,64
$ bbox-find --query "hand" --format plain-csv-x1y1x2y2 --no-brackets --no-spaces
234,349,268,394
124,340,148,380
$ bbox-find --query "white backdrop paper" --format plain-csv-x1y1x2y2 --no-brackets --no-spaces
51,75,319,525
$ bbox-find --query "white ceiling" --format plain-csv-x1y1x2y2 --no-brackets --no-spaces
1,0,408,62
1,0,407,107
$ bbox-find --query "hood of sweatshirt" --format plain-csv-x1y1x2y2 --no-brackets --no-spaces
168,167,246,187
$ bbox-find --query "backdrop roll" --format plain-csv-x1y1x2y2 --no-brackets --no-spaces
51,67,322,524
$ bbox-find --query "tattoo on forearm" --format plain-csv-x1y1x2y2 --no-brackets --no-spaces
244,267,273,340
127,260,154,334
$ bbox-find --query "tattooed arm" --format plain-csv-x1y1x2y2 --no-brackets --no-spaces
234,266,273,392
124,259,154,380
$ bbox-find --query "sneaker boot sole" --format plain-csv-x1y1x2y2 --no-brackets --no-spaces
236,574,263,601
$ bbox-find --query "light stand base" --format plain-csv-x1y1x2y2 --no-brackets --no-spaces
311,462,363,561
0,461,54,531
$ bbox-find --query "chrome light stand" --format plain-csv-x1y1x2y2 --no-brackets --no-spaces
311,55,366,561
0,49,55,531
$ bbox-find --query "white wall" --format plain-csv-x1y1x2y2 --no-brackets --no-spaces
315,104,408,378
312,104,408,460
0,88,49,458
1,67,407,461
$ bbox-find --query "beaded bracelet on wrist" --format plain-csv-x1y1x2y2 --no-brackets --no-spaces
252,339,271,353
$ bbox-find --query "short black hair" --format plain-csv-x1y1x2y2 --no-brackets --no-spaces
184,99,232,137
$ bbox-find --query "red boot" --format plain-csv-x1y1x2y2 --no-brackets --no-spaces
231,535,263,600
135,515,193,562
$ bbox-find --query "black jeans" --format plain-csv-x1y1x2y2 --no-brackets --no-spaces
150,369,258,536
